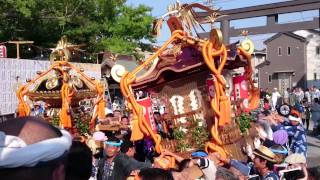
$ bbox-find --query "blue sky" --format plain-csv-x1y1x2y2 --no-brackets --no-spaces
126,0,319,49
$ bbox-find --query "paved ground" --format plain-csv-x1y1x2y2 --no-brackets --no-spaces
306,135,320,168
302,121,320,177
303,121,320,168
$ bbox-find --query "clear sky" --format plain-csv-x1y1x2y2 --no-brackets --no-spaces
126,0,319,49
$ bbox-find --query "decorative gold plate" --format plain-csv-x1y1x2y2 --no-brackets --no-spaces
71,76,83,89
46,77,59,90
240,38,254,54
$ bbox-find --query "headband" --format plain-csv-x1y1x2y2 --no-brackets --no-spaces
288,115,301,122
270,148,288,155
0,129,72,168
105,140,123,147
191,151,208,158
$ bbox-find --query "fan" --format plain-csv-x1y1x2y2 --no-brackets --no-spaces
111,64,126,83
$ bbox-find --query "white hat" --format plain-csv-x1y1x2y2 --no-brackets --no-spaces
92,131,108,141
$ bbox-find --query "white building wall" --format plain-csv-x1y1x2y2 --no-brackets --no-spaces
0,58,101,115
294,30,320,88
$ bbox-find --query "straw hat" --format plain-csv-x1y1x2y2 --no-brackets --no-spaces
285,153,306,164
253,145,277,163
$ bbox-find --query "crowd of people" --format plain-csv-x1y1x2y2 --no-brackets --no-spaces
261,86,320,136
1,86,319,180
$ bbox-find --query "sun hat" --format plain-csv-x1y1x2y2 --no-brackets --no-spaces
253,145,277,163
284,153,306,164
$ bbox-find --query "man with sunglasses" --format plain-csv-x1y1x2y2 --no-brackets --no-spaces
97,136,151,180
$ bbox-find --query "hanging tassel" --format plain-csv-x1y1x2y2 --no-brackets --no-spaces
17,103,27,117
60,84,72,128
130,117,144,141
97,100,105,119
248,87,260,110
219,95,231,126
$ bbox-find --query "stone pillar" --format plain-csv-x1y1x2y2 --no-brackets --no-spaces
221,20,230,44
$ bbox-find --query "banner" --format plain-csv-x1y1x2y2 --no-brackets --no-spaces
0,45,7,58
137,96,158,133
206,76,216,100
233,75,249,111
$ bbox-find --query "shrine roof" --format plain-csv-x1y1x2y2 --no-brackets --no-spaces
132,42,249,88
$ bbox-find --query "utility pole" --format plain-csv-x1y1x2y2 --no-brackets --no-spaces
8,41,34,59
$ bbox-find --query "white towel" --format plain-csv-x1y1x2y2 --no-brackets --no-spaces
0,129,72,168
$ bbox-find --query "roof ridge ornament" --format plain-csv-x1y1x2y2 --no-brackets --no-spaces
49,36,84,63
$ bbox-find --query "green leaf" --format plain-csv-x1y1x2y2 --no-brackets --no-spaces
0,0,154,60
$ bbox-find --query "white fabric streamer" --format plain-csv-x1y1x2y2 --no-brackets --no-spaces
0,129,72,168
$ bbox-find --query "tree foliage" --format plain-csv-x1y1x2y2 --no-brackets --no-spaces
0,0,154,59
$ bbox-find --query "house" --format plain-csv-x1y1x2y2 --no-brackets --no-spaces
251,49,267,87
259,30,320,93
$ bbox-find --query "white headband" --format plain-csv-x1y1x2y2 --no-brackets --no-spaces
0,129,72,168
288,115,301,123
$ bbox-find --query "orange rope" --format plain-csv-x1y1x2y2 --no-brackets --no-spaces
120,30,185,153
60,83,73,128
237,47,260,110
202,42,230,158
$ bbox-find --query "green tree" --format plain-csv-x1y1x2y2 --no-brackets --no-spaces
0,0,154,60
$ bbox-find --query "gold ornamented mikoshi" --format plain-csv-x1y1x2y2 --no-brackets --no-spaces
16,37,106,129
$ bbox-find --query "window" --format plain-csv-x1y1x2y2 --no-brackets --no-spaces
272,73,278,80
287,47,291,55
316,46,320,55
268,74,272,83
278,47,282,56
